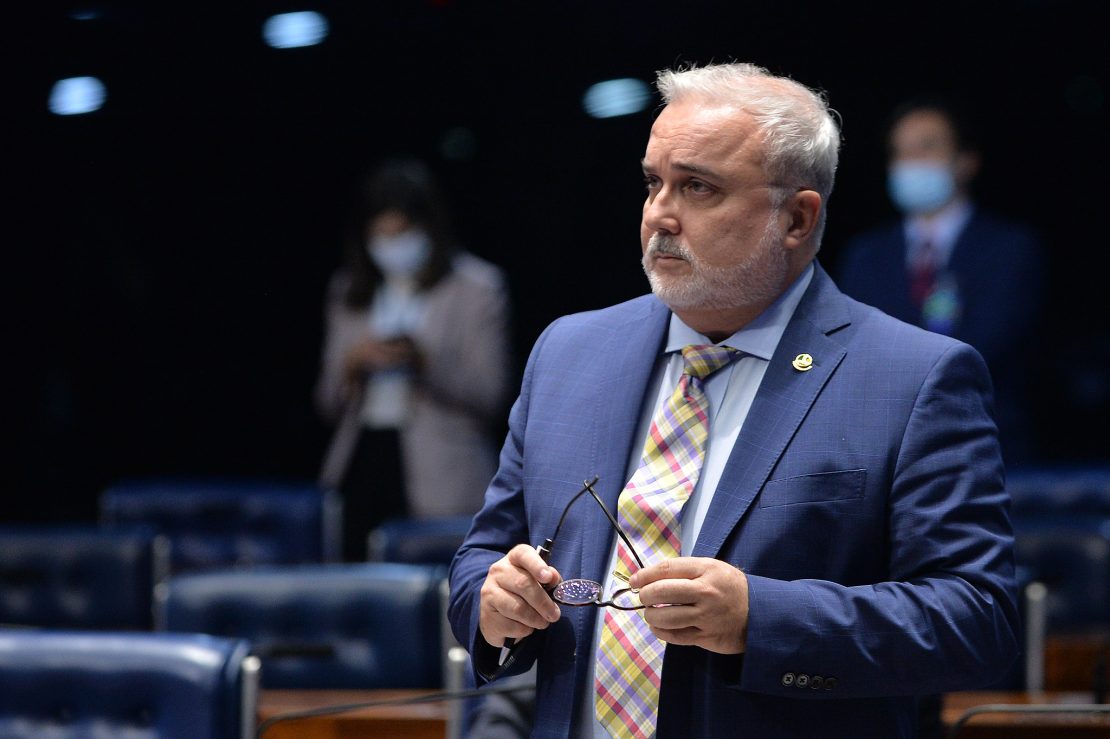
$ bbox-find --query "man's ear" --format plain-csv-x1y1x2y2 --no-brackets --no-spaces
954,151,981,188
783,190,822,250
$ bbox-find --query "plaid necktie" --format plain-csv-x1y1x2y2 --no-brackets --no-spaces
595,343,739,738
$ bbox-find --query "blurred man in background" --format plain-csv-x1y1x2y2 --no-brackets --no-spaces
837,99,1045,465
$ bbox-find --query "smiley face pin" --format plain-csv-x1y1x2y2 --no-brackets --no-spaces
792,353,814,372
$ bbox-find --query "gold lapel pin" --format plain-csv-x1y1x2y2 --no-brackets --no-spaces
792,353,814,372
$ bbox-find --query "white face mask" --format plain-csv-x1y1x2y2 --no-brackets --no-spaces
368,228,432,277
887,161,956,215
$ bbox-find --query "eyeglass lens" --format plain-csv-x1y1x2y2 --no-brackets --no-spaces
552,578,643,610
552,578,602,604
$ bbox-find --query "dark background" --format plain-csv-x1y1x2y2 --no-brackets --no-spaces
8,0,1108,522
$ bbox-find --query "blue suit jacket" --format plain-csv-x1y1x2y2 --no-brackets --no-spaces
836,210,1045,464
449,263,1019,738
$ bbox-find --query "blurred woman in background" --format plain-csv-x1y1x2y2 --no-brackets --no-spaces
315,159,512,561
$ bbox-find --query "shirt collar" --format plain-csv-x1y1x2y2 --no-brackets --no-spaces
904,199,974,267
664,261,814,362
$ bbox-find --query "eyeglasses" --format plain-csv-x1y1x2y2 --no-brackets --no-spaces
492,476,647,677
543,476,647,611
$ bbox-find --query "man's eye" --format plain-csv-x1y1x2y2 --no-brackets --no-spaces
684,180,712,194
643,175,661,190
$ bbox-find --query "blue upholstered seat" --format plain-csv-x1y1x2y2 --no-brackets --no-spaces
1008,465,1110,630
1008,465,1110,515
0,525,166,630
0,631,257,739
158,562,446,689
99,477,341,573
367,515,474,565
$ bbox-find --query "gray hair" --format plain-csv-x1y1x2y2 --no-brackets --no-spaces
656,62,841,247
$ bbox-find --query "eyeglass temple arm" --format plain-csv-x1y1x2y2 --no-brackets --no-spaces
501,477,599,660
545,475,645,570
546,475,646,571
547,475,600,545
582,479,646,571
502,476,644,662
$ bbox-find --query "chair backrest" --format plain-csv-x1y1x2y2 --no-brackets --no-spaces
367,515,474,565
100,477,341,573
0,631,258,739
1013,519,1110,630
1008,466,1110,516
1008,465,1110,631
0,525,166,630
158,562,446,689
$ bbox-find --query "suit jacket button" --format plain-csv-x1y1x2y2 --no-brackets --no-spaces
795,673,810,688
781,672,795,687
810,675,824,690
824,677,837,690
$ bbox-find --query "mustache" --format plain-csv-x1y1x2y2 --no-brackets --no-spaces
646,234,690,260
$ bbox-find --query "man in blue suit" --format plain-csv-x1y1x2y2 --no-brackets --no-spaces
449,63,1018,738
836,99,1045,466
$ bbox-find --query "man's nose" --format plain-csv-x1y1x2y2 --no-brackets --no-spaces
642,189,680,234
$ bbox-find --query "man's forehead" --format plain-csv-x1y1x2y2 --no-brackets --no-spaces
644,101,762,167
892,111,956,146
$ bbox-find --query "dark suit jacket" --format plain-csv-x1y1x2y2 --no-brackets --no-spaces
836,210,1044,464
448,263,1019,738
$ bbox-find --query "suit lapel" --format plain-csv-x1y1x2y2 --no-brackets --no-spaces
580,299,670,579
692,264,853,558
562,298,669,704
946,209,982,274
891,226,918,323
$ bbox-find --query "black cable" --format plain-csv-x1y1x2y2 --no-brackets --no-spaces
256,680,537,738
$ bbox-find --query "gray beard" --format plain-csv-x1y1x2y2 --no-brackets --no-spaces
641,220,789,312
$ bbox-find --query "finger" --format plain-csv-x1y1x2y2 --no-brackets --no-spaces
641,602,699,630
382,342,414,359
648,625,702,646
507,544,562,587
630,556,711,588
481,574,555,633
637,578,702,608
501,546,562,622
496,587,559,630
480,609,535,646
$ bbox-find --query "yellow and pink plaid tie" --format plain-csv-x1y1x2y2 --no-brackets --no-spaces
595,343,739,738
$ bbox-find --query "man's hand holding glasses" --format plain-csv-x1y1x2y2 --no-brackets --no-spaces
477,476,750,676
478,542,564,650
479,475,644,656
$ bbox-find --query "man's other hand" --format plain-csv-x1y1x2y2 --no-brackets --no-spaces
479,544,563,647
631,556,749,654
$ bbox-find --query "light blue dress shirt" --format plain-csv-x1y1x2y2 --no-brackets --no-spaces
583,262,814,737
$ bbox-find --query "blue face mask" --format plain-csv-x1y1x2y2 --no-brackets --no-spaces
887,161,955,215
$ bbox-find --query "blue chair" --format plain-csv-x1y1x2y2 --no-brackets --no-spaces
367,515,474,565
1012,520,1110,630
1008,465,1110,515
1008,465,1110,631
0,525,167,630
0,630,258,739
157,562,447,690
100,477,342,573
1003,465,1110,693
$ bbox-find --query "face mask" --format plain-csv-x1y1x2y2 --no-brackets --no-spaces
887,161,956,215
368,228,432,277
